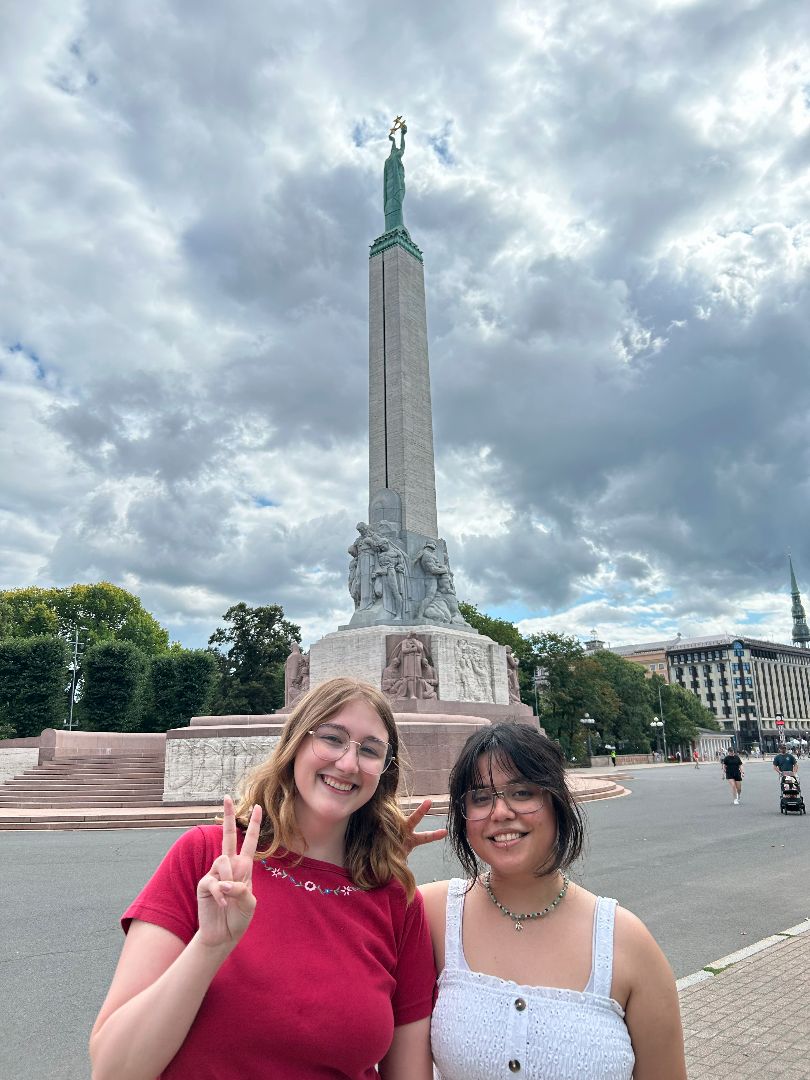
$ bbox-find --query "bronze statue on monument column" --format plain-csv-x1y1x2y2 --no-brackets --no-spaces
384,117,407,232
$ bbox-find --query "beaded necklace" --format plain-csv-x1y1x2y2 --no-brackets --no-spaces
483,871,570,931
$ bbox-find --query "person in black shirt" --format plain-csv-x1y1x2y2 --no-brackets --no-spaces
721,747,744,805
773,744,798,777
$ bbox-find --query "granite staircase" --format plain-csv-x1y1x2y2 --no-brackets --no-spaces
0,752,219,831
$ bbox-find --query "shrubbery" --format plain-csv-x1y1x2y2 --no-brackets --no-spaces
0,635,70,738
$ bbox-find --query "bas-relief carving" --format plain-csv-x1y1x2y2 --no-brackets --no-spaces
284,642,310,707
456,640,493,702
382,632,438,701
164,737,280,802
506,646,522,705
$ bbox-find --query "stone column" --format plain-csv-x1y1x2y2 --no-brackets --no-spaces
369,235,438,540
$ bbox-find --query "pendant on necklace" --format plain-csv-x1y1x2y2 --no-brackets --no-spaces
514,921,523,932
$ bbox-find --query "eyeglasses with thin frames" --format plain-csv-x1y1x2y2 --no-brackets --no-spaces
461,781,546,820
308,724,394,775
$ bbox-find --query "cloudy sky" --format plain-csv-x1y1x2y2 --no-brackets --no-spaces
2,0,809,653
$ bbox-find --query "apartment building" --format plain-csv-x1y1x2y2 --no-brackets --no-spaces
667,635,810,751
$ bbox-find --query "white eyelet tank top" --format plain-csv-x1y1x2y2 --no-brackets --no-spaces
431,879,635,1080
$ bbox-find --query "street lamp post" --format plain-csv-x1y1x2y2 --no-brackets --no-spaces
66,628,84,731
650,716,664,760
580,712,596,765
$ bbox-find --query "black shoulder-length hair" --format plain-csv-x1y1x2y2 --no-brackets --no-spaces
448,722,584,882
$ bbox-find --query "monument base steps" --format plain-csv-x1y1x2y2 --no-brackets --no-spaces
0,753,167,810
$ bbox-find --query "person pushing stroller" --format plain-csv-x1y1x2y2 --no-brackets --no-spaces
773,743,798,777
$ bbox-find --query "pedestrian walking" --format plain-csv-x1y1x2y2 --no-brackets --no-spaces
692,749,699,769
773,743,798,777
611,749,617,767
721,746,744,804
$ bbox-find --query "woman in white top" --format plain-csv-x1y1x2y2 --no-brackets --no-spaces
420,723,686,1080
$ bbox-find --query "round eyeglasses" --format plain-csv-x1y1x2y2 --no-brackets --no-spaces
308,724,394,775
461,781,546,821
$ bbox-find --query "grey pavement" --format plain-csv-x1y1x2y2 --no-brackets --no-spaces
2,760,808,1079
680,921,810,1079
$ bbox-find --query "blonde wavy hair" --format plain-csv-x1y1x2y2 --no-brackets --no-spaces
235,677,416,901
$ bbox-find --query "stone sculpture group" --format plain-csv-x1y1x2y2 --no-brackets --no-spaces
347,520,466,628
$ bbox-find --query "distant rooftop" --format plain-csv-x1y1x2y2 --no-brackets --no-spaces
610,638,681,656
668,633,804,653
611,633,808,657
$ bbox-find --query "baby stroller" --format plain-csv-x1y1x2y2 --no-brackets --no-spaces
780,773,806,815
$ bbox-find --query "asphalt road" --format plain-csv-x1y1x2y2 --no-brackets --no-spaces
2,760,807,1080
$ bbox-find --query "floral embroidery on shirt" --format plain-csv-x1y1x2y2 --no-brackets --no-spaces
260,861,359,896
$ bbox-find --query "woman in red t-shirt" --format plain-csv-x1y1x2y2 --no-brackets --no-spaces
90,678,436,1080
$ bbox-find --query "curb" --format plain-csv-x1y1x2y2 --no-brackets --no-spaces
676,917,810,991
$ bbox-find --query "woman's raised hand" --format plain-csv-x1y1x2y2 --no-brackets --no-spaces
403,798,447,856
196,795,263,950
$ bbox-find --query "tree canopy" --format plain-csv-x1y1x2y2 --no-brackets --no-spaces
458,606,720,758
0,583,171,655
208,603,301,714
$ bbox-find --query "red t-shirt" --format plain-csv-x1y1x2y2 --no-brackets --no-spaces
122,825,436,1079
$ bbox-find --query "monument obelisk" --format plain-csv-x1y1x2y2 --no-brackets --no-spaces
160,119,534,809
308,118,533,730
368,121,437,541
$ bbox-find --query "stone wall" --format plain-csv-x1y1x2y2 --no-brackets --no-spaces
588,754,654,767
38,728,166,762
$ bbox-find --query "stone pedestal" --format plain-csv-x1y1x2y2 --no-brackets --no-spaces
313,624,497,701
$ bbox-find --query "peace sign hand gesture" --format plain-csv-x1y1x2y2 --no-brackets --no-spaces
196,795,263,950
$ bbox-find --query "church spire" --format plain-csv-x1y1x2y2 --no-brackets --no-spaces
789,555,810,648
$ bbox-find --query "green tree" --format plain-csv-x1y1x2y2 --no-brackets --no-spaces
648,675,720,750
519,633,618,759
77,640,149,732
589,650,657,753
146,650,219,732
0,583,170,654
0,636,70,737
208,603,301,714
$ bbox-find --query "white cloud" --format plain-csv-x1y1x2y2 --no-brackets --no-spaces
1,0,810,653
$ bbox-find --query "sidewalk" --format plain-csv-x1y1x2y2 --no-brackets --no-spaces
678,919,810,1078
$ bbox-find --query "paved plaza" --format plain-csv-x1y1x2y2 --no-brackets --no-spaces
680,924,810,1079
2,760,808,1078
